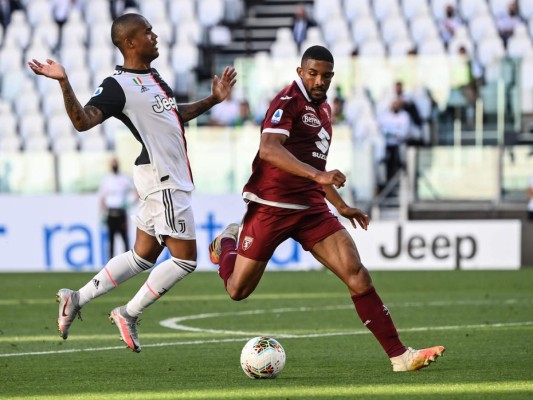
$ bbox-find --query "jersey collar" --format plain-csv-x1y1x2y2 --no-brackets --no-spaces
115,65,153,74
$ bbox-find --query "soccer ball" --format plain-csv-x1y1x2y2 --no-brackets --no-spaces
240,336,286,379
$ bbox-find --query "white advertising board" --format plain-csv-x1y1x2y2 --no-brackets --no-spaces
0,195,521,272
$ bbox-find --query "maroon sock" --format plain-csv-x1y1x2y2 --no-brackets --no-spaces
218,238,237,288
351,287,406,358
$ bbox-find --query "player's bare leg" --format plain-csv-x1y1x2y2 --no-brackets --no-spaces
311,229,445,371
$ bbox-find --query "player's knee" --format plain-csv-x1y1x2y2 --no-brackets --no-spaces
227,287,251,301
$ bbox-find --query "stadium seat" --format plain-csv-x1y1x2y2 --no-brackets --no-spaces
51,132,78,153
0,43,23,75
208,25,232,46
459,0,490,21
79,130,108,152
19,112,46,141
519,0,533,20
26,0,53,27
489,0,511,18
59,45,87,71
169,0,196,26
507,27,533,59
84,0,112,24
0,133,22,153
401,0,431,22
14,94,40,120
372,0,401,22
418,38,446,55
313,0,343,25
300,27,325,52
0,113,18,138
89,21,113,48
351,18,380,47
88,45,114,76
476,37,506,69
410,16,441,46
139,0,167,23
389,39,416,56
61,10,89,46
430,0,458,21
380,16,410,46
343,0,373,23
47,114,74,140
468,15,499,44
322,15,351,48
358,39,387,57
197,0,225,28
32,21,59,51
3,11,31,49
23,133,50,152
176,20,203,45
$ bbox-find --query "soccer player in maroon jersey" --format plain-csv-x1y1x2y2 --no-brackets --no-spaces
209,46,445,372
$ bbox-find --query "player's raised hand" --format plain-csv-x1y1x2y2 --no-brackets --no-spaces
28,59,66,81
317,169,346,189
211,66,237,103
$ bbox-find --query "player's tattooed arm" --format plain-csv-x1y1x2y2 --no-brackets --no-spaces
28,58,103,131
59,79,103,131
177,98,218,123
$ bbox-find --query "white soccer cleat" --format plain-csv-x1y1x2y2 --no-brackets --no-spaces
56,288,82,340
109,306,141,353
209,223,239,265
390,346,446,372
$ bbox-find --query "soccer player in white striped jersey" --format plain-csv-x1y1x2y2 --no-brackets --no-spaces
28,13,237,353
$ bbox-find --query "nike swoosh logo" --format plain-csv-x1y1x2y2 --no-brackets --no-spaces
61,296,70,317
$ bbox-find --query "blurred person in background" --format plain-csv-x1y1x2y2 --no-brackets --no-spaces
292,3,315,51
438,4,463,49
496,1,522,47
234,99,255,127
98,157,135,261
28,13,237,353
209,45,445,372
378,99,411,187
393,81,422,130
209,91,241,126
0,0,22,30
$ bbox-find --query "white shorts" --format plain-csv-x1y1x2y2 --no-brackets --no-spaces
134,189,196,245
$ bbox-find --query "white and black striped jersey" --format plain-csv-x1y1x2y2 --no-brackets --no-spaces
87,66,194,199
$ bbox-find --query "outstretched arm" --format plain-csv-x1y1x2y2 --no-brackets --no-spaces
178,66,237,122
28,59,103,131
323,184,369,230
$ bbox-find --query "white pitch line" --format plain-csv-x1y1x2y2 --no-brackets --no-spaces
1,321,532,358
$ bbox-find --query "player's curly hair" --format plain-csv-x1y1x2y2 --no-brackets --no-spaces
301,46,334,66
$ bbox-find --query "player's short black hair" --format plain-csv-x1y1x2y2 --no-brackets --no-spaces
301,46,334,66
111,13,145,51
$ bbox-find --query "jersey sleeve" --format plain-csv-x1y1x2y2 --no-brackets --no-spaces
86,77,126,121
261,96,297,137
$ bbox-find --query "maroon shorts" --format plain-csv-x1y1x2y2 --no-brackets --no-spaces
237,201,345,261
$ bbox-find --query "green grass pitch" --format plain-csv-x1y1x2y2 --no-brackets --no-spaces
0,269,532,399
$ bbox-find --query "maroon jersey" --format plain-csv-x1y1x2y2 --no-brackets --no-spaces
243,78,333,208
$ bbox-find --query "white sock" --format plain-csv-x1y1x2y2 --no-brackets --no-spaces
126,257,197,317
78,250,154,307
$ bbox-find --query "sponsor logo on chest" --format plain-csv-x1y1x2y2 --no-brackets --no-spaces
302,113,321,127
153,94,178,113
